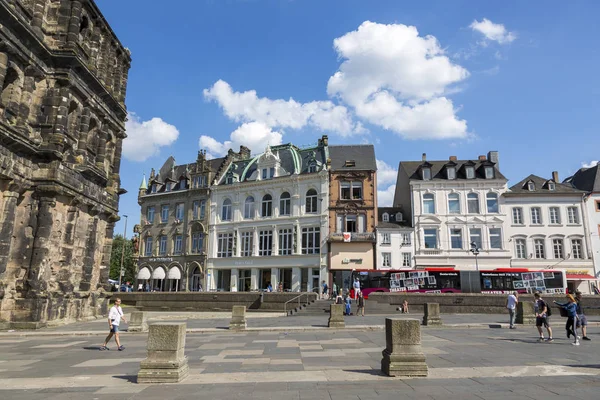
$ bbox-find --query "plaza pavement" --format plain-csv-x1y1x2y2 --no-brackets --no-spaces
1,312,600,399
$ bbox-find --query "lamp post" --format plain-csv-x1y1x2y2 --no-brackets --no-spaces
470,241,480,272
118,215,128,292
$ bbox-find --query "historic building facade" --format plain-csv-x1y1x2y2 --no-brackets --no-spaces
135,150,239,292
504,172,594,293
376,207,414,270
0,0,130,327
327,145,378,291
207,137,330,293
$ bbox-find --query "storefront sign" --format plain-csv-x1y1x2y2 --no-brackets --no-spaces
342,258,363,265
148,257,173,263
234,260,254,266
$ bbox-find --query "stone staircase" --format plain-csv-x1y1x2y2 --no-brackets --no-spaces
287,299,332,316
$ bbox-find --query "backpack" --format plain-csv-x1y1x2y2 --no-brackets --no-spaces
541,300,552,316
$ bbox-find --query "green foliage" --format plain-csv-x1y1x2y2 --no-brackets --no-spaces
109,235,136,284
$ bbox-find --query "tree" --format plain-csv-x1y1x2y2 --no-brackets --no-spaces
109,235,136,284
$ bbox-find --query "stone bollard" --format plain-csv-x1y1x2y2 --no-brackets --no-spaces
328,304,345,328
137,322,189,383
230,305,247,331
381,318,428,377
128,311,148,332
422,303,442,326
516,301,536,325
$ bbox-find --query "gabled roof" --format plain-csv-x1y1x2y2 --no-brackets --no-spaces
399,157,506,181
507,174,584,195
329,145,377,171
564,164,600,193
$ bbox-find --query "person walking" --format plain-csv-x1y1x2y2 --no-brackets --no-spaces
344,293,352,316
100,298,127,351
357,291,365,316
575,291,591,341
506,291,518,329
534,292,553,342
554,294,580,346
332,282,338,300
322,280,328,300
353,277,361,299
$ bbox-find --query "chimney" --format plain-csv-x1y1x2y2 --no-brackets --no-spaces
487,151,499,168
239,145,251,160
552,171,559,182
318,135,328,147
422,153,427,162
478,155,486,161
449,156,457,161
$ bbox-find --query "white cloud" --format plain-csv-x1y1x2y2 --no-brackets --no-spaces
377,159,398,187
470,18,516,45
123,112,179,162
582,161,599,168
378,184,396,207
199,122,283,158
327,21,470,140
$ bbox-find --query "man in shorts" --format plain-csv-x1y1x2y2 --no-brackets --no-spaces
100,298,127,351
534,292,553,342
353,277,361,299
575,291,591,341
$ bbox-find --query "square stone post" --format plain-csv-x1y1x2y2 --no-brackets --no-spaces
128,311,148,332
230,305,247,330
137,322,189,383
422,303,442,326
381,318,428,377
328,304,345,328
517,301,536,325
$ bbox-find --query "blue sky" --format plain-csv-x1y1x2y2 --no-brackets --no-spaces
96,0,600,238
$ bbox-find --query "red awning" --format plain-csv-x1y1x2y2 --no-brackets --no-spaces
566,274,597,280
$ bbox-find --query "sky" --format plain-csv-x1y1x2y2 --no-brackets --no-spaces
95,0,600,238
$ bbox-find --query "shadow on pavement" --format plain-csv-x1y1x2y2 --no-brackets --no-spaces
342,369,386,377
83,346,103,351
112,375,137,383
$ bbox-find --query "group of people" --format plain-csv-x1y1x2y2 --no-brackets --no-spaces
330,278,365,316
506,290,590,345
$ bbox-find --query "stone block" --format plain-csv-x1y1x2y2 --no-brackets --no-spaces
422,303,442,326
137,322,188,383
517,301,536,325
381,318,428,377
230,305,247,331
128,311,148,332
328,304,345,328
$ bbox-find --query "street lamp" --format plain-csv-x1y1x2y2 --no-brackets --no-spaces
470,241,480,272
118,215,128,292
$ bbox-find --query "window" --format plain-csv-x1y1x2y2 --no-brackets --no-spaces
261,194,273,217
345,160,356,167
146,206,155,224
424,229,437,249
401,233,411,246
465,167,475,179
226,175,234,184
548,182,556,191
278,228,293,255
217,233,233,257
467,193,480,214
179,178,186,189
528,181,535,191
447,167,456,180
151,184,157,193
515,239,526,259
221,199,232,221
549,207,561,224
192,201,199,220
512,207,523,225
346,215,357,232
191,233,203,254
553,238,564,259
308,163,317,173
568,207,580,224
161,205,169,223
422,167,432,180
240,231,253,257
341,181,363,200
244,196,255,219
572,239,583,259
596,200,600,212
259,230,273,256
382,213,389,222
402,253,411,267
382,253,391,267
534,239,545,259
262,168,275,180
423,193,435,214
165,182,172,192
450,229,462,249
306,189,318,213
301,227,320,254
159,235,167,255
469,228,482,250
175,203,184,221
485,166,494,179
486,193,499,213
192,176,206,188
200,200,206,219
144,237,153,256
531,207,542,225
280,192,291,216
382,233,391,245
489,228,502,249
448,193,460,214
173,235,183,255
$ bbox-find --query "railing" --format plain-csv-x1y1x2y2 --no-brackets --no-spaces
422,249,442,255
284,292,311,316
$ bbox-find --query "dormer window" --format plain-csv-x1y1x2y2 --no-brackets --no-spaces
396,212,403,221
345,160,356,167
262,167,275,180
485,166,494,179
151,184,157,193
165,182,172,192
548,181,556,191
308,163,317,173
382,213,389,222
179,178,186,189
422,167,432,180
466,167,475,179
226,175,234,184
527,181,535,191
447,167,456,180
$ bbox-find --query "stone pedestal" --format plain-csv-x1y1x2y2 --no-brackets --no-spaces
422,303,442,326
381,318,428,377
328,304,345,328
137,322,189,383
517,301,536,325
128,311,148,332
230,305,247,331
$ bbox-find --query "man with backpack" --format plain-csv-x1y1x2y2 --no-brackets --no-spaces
534,292,553,342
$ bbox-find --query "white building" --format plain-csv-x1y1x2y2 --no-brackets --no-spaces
206,138,330,292
393,152,511,270
376,207,415,270
504,172,595,293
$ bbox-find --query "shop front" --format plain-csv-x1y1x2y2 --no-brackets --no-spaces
565,269,598,294
329,241,375,293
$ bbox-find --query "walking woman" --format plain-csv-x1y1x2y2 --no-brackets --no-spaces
554,294,580,346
